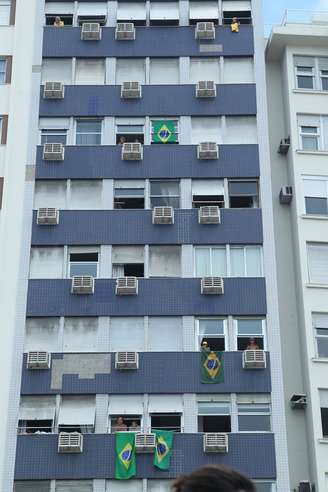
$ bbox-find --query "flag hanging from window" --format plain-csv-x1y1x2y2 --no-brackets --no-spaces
200,349,224,384
152,120,177,144
115,432,136,479
153,429,174,470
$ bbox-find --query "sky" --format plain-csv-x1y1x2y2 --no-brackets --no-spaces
264,0,328,28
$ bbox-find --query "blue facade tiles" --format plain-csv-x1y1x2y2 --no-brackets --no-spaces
35,144,260,180
42,26,254,58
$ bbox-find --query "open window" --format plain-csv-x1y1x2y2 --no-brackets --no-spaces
109,395,144,432
114,180,145,209
151,119,179,144
112,246,144,277
149,395,183,432
237,395,271,432
63,318,98,352
58,396,95,434
68,249,99,277
192,180,224,208
228,180,259,208
197,318,226,351
150,180,180,208
39,118,69,145
18,396,56,435
294,56,315,90
116,119,145,145
24,318,59,353
117,2,146,26
222,0,252,25
109,318,145,352
236,318,265,351
313,313,328,358
77,2,107,26
189,1,218,24
45,2,74,25
197,399,231,433
150,1,179,26
149,246,181,277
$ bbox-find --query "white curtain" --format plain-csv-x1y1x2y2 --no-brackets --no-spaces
150,59,179,85
110,318,145,351
70,180,102,209
224,117,257,144
307,243,328,284
63,318,98,352
148,317,182,351
34,181,67,210
24,318,59,352
189,1,218,20
108,395,144,415
150,2,179,20
116,59,146,85
190,58,220,84
42,59,72,85
191,117,221,144
224,58,254,84
192,179,224,196
149,246,181,277
117,2,146,21
75,59,105,85
58,396,95,426
55,481,93,492
29,247,64,279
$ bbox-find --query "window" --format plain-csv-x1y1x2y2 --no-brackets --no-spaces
295,57,315,89
45,1,74,26
55,481,93,492
70,180,103,209
14,482,51,492
68,250,99,277
307,243,328,284
254,483,276,492
198,400,231,432
117,2,146,26
228,180,259,208
320,390,328,438
109,318,145,351
222,0,252,25
230,246,263,277
191,117,221,144
237,401,271,432
150,58,179,85
116,122,145,144
34,181,67,210
300,126,320,151
24,318,59,353
29,247,64,279
148,395,182,432
41,59,72,84
150,180,180,208
116,58,146,85
320,58,328,91
151,413,181,432
197,318,226,351
149,246,181,277
224,58,254,84
0,59,6,84
0,1,10,25
236,318,265,350
58,396,95,434
189,1,218,24
76,2,107,26
192,180,225,208
18,396,56,435
147,481,173,492
110,415,142,432
114,180,145,209
313,314,328,358
195,247,227,277
112,246,144,277
151,119,179,144
190,58,220,84
298,115,328,151
225,117,257,144
75,59,105,85
63,318,98,352
303,177,328,215
76,119,102,145
148,317,183,351
149,1,179,26
108,395,144,433
41,129,67,145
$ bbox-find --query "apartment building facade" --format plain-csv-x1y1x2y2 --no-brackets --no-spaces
3,1,291,491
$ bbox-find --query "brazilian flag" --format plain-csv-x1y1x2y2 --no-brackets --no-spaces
200,350,224,384
115,432,136,479
153,429,174,470
152,121,177,144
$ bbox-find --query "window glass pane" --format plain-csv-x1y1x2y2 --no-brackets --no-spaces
110,318,144,351
230,248,244,276
317,337,328,358
24,318,59,352
238,414,271,431
307,243,328,284
246,247,262,276
191,117,221,144
225,117,257,144
305,197,328,215
42,58,72,84
297,75,314,89
195,248,211,277
34,181,67,209
190,58,220,84
0,59,6,84
212,248,227,276
224,57,254,84
150,181,180,207
237,319,263,335
255,483,274,492
198,402,230,415
41,129,67,145
76,120,102,145
147,480,173,492
322,78,328,91
199,319,224,335
0,3,10,25
229,181,258,196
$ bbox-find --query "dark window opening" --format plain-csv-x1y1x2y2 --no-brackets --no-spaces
200,336,225,351
110,415,142,432
192,195,224,208
237,336,264,351
189,18,218,25
69,252,98,277
151,413,181,432
116,125,144,145
45,14,73,26
223,11,252,25
113,263,144,277
114,189,145,209
118,18,145,26
198,415,231,433
150,19,179,26
229,181,259,208
78,16,107,26
70,253,98,262
321,407,328,437
18,419,53,434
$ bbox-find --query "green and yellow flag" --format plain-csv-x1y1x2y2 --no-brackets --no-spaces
152,121,177,144
200,350,224,384
115,432,136,480
153,429,174,470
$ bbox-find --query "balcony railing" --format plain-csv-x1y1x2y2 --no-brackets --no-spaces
281,9,328,26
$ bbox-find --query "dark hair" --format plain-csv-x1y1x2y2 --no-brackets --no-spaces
172,465,255,492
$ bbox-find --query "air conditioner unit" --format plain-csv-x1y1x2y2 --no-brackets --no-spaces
135,433,156,453
279,186,293,204
116,277,138,295
115,23,136,40
121,81,142,99
27,351,51,369
195,22,215,40
278,137,290,155
115,351,139,370
37,208,59,225
196,81,216,98
197,142,219,160
152,206,174,225
121,142,143,160
71,276,95,294
201,277,224,295
199,206,221,224
43,143,65,161
203,433,228,453
299,482,313,492
242,350,266,369
58,432,83,453
81,22,101,40
43,82,64,99
290,394,307,409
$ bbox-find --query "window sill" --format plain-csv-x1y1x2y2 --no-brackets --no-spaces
301,214,328,221
306,283,328,289
296,150,328,156
312,358,328,363
293,89,328,95
318,438,328,444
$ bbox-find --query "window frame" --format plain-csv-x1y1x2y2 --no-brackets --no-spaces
294,56,328,92
237,402,271,433
40,128,68,145
295,63,315,90
196,317,227,351
67,248,99,278
229,245,264,277
303,176,328,216
194,246,227,278
234,317,267,351
75,119,102,146
299,124,320,152
313,313,328,359
0,1,10,26
0,58,6,84
149,179,180,208
228,179,260,208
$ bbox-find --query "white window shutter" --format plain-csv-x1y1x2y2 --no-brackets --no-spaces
307,243,328,284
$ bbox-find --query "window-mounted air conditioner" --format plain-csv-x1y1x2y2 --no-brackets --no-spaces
195,22,215,40
116,277,138,295
71,276,95,294
278,137,290,155
37,208,59,225
121,81,142,99
27,351,51,370
203,433,228,453
58,432,83,453
196,81,216,98
279,186,293,204
201,277,224,295
43,82,64,99
290,394,307,409
115,351,139,370
115,23,136,40
43,143,65,161
152,206,174,225
242,350,266,369
81,22,101,40
135,433,156,453
121,142,143,160
298,481,313,492
199,206,221,224
197,142,219,160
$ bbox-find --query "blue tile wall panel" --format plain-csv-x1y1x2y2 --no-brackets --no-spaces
35,145,260,180
26,278,267,317
20,352,271,395
39,85,256,117
43,26,254,58
31,209,263,246
15,434,275,480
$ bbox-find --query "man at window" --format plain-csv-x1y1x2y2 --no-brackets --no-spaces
53,16,64,27
231,17,240,32
113,416,127,432
246,337,260,350
201,340,211,353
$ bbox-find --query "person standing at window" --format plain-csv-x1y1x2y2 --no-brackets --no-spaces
53,16,64,27
246,337,260,350
231,17,240,32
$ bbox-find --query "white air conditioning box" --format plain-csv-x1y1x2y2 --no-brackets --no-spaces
135,433,156,453
58,432,83,453
197,142,219,160
242,350,266,369
71,276,95,294
152,206,174,224
196,81,216,98
195,22,215,40
43,143,65,161
121,142,143,160
121,82,142,99
37,208,59,225
27,351,51,369
201,277,224,295
203,433,228,453
199,206,221,224
116,277,138,295
115,23,136,40
115,351,139,370
81,22,101,40
44,82,64,99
